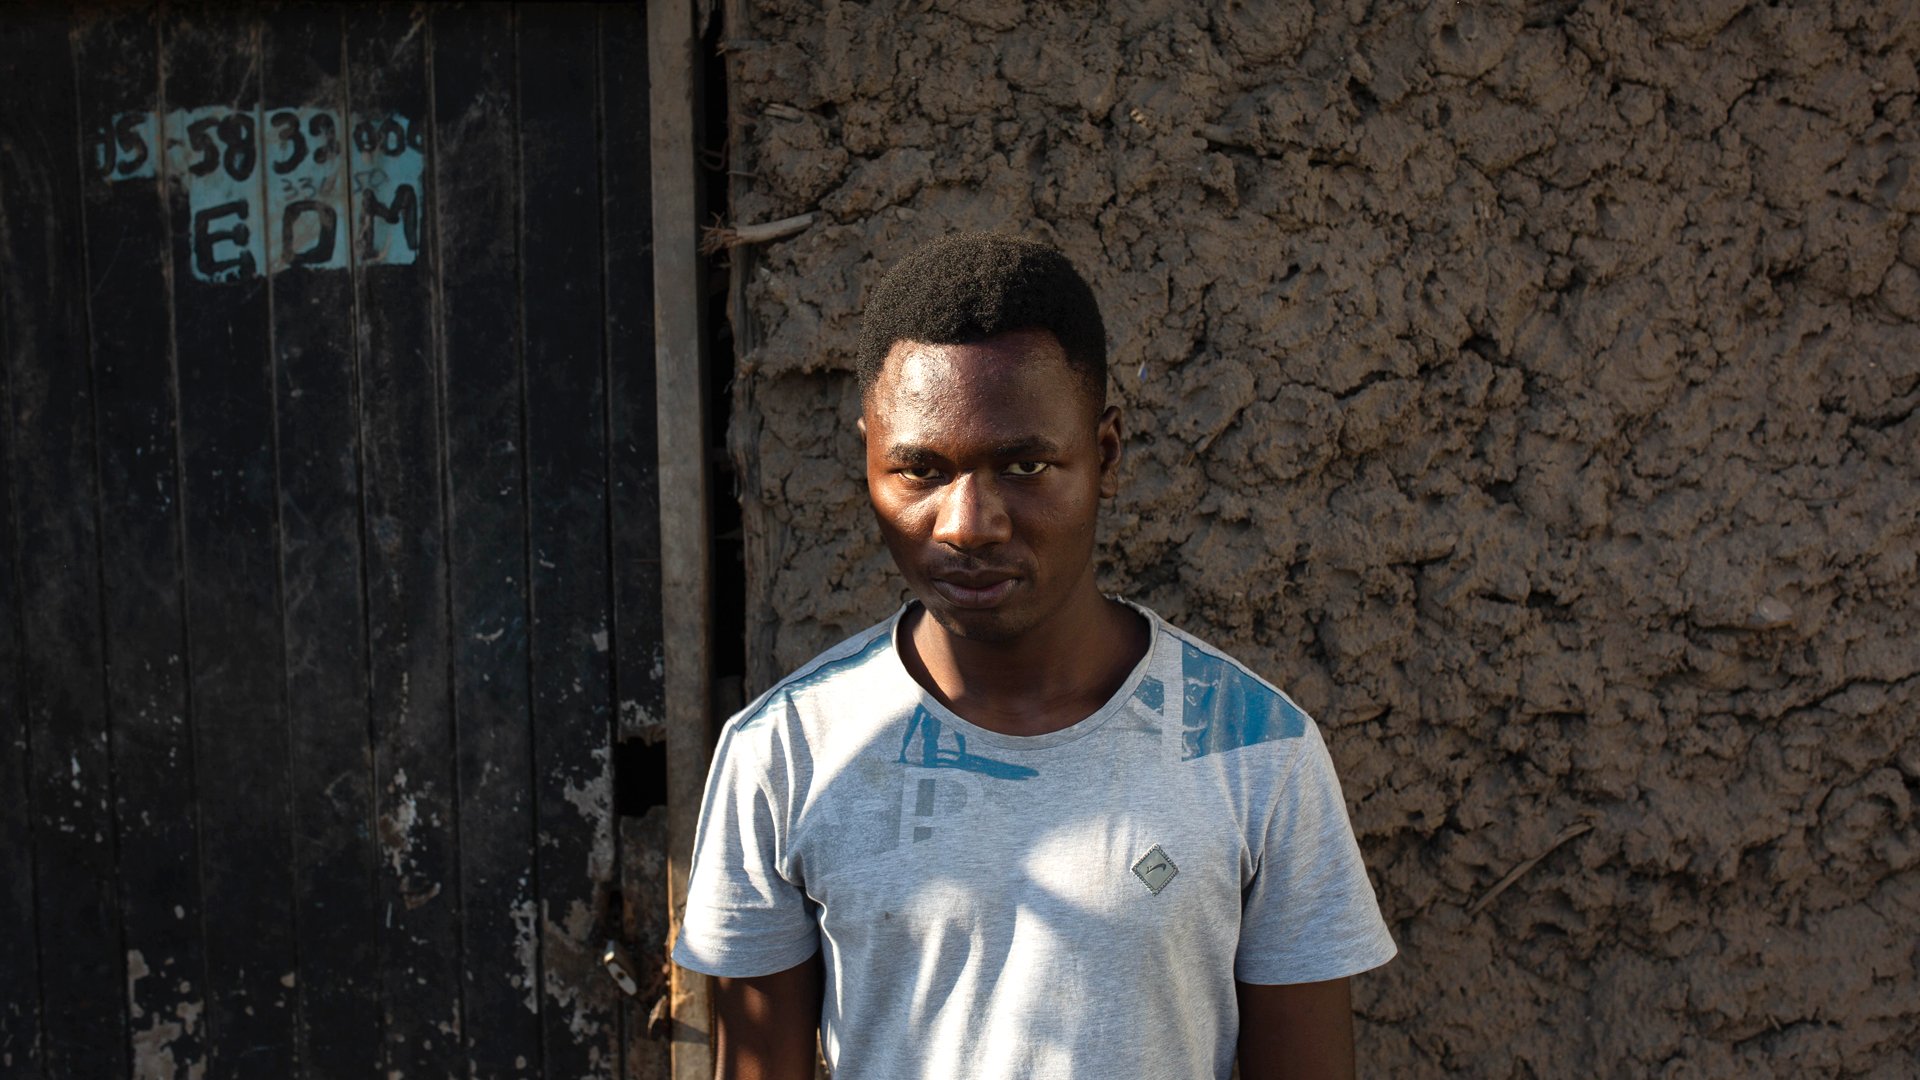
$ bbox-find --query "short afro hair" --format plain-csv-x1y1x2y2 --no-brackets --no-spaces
857,233,1108,409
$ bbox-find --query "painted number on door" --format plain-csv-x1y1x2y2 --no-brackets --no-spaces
92,107,425,283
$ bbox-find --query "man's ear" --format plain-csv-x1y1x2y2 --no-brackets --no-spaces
1097,404,1124,498
856,416,867,441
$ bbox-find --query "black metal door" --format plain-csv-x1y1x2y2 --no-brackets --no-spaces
1,5,668,1076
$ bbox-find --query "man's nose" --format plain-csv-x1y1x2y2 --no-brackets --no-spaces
932,472,1011,551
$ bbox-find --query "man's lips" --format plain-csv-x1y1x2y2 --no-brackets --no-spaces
928,570,1020,609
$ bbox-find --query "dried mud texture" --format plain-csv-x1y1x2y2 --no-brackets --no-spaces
722,1,1920,1075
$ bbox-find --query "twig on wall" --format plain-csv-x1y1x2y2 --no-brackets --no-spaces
699,212,815,255
1467,822,1595,918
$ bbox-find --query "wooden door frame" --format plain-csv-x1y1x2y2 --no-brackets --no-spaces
647,1,715,1077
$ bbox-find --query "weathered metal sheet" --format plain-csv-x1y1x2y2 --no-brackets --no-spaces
520,6,623,1073
0,16,48,1068
0,10,127,1077
73,9,210,1076
0,275,38,1079
159,9,302,1072
261,6,385,1073
3,4,673,1076
342,8,467,1076
432,3,546,1075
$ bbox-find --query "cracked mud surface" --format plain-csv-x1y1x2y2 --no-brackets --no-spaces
721,2,1920,1074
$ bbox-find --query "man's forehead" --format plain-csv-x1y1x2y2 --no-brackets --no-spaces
871,330,1067,400
864,340,1097,461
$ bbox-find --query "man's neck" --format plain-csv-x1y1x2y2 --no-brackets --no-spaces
900,582,1149,738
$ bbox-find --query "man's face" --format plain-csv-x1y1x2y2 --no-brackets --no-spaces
860,329,1122,644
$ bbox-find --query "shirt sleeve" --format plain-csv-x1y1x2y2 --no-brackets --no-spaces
1235,720,1397,985
670,714,821,978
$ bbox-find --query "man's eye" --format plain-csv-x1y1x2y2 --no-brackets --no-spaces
900,466,940,481
1005,461,1049,477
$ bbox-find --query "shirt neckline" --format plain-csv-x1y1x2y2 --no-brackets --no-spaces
883,597,1162,753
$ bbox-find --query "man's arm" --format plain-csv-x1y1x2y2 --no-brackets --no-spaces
1235,977,1355,1079
712,952,824,1080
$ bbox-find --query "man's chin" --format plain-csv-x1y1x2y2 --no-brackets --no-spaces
918,597,1030,645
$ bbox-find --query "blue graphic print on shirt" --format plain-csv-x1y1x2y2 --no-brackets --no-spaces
736,630,893,730
1177,641,1307,759
897,706,1040,780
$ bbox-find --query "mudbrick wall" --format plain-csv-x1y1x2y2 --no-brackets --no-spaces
718,1,1919,1074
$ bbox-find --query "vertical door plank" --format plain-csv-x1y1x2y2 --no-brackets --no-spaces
0,162,42,1080
71,10,211,1077
599,7,672,1078
0,9,126,1078
159,9,299,1072
518,5,620,1074
342,8,465,1075
259,7,384,1074
431,5,544,1075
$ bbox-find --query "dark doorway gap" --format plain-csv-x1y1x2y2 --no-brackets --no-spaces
612,739,668,815
700,3,747,724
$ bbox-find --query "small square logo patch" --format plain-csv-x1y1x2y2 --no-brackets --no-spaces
1132,844,1178,894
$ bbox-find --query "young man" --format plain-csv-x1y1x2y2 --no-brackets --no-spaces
672,234,1396,1079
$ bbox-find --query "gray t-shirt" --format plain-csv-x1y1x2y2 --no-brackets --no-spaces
673,601,1396,1079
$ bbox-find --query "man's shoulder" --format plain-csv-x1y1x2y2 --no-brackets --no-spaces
724,609,902,734
1143,608,1295,702
1139,607,1319,761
